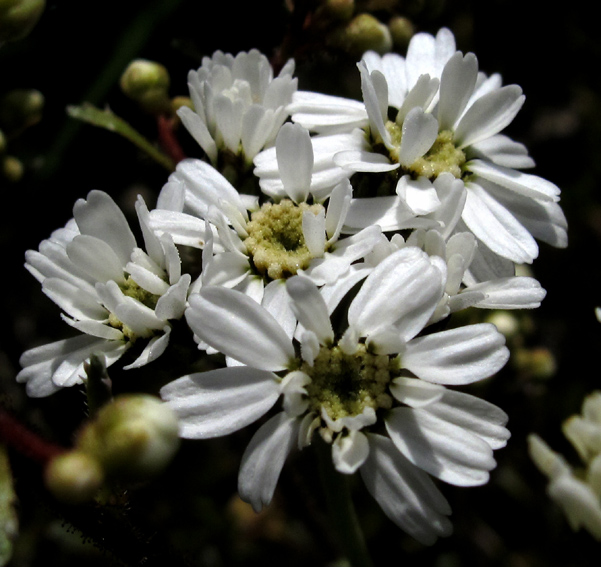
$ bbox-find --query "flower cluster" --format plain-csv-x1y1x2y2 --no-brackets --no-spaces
18,32,566,545
529,391,601,540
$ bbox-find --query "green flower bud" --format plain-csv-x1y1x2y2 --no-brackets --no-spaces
44,451,104,504
2,155,23,182
120,59,171,115
77,394,180,480
321,0,354,21
0,0,45,43
331,13,392,56
0,88,44,135
389,16,415,51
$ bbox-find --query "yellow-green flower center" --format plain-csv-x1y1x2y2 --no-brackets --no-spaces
302,344,396,422
107,276,162,340
244,199,324,280
378,123,467,181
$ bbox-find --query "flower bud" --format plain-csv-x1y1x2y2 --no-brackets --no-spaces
389,16,414,51
0,88,44,134
321,0,354,20
44,451,104,504
331,13,392,56
77,394,180,480
0,0,45,43
2,155,23,182
120,59,171,114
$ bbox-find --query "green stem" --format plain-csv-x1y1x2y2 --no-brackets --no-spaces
315,439,374,567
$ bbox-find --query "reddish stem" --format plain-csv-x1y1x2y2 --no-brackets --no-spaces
157,114,186,165
0,408,66,465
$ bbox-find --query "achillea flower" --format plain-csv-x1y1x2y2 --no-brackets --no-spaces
150,123,382,314
161,247,510,544
177,49,298,168
288,28,567,269
17,190,190,397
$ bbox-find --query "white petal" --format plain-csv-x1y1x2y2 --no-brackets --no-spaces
389,377,445,408
154,274,191,320
333,149,399,173
332,430,370,474
72,190,136,267
276,123,313,203
398,108,439,167
348,247,443,341
403,323,509,385
437,52,478,130
177,106,218,164
124,326,171,369
386,407,496,486
468,134,535,169
286,275,334,344
424,389,510,450
396,175,441,215
66,235,126,284
261,279,297,341
238,412,301,512
455,85,525,149
360,433,452,545
186,287,295,371
468,276,546,309
160,366,281,438
302,208,326,257
468,159,560,202
42,278,107,321
462,183,538,264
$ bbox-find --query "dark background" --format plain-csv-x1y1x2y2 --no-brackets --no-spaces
2,1,601,566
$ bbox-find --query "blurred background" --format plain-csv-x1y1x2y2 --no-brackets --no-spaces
2,1,601,565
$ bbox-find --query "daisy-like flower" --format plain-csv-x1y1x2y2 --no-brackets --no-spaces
161,247,510,544
150,123,382,311
17,190,191,398
177,49,298,168
288,28,567,267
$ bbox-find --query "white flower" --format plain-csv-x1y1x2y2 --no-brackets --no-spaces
178,49,297,167
150,123,382,311
17,190,190,397
289,27,567,267
161,246,510,544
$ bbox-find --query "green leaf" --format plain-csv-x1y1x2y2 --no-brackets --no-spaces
0,444,18,567
67,103,175,172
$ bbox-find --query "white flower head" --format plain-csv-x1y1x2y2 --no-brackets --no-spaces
150,126,383,312
17,190,191,397
289,27,567,267
178,49,297,167
161,246,510,544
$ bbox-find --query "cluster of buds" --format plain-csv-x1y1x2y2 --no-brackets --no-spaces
0,88,44,182
45,394,180,504
529,391,601,540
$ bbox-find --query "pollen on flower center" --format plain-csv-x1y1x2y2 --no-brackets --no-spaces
244,199,324,280
381,124,466,180
107,276,162,340
302,344,394,422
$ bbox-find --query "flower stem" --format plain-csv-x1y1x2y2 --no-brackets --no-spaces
315,439,374,567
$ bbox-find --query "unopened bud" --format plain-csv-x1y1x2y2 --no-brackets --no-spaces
44,451,104,504
120,59,171,114
331,13,392,56
77,394,180,479
513,346,556,379
0,88,44,134
486,311,521,340
2,155,23,182
321,0,354,20
389,16,414,51
0,0,45,43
